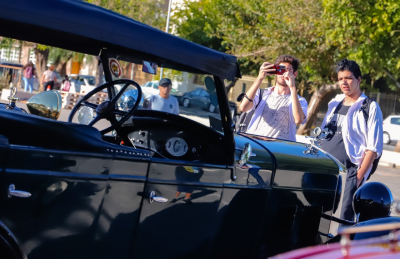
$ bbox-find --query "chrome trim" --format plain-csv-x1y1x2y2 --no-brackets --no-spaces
149,191,168,203
8,184,31,198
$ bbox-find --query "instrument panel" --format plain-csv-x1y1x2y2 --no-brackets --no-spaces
127,129,199,160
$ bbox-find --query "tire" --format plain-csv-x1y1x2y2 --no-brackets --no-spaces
383,132,391,145
209,104,216,113
183,98,190,108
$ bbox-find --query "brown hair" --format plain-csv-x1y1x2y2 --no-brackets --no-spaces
274,55,301,72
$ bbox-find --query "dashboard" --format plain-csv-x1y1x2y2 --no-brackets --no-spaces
116,110,230,164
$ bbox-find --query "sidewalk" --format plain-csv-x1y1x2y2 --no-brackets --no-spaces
0,89,39,103
296,135,400,169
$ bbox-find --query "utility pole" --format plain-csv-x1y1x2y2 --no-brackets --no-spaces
159,0,172,79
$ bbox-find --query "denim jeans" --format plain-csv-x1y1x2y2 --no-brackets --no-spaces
23,77,34,93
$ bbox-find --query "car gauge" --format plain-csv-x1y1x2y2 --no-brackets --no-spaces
165,137,188,157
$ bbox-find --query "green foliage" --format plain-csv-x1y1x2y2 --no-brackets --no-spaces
172,0,226,52
322,0,400,89
85,0,166,30
174,0,400,92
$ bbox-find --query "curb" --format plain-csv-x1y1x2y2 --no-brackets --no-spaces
378,162,397,168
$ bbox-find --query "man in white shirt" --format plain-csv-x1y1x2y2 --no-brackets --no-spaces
320,59,383,221
239,55,308,141
41,64,57,91
146,78,179,115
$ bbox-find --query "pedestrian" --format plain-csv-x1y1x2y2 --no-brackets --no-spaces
22,61,37,93
320,59,383,222
61,75,71,92
41,65,57,91
239,55,308,141
145,78,179,115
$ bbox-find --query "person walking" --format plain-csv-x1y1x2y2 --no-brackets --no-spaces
145,78,179,115
239,55,308,141
22,61,37,93
41,65,57,91
61,75,71,92
320,59,383,222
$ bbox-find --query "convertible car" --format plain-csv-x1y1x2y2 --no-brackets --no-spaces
0,1,349,259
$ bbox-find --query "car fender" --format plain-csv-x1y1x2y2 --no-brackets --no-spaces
0,220,25,259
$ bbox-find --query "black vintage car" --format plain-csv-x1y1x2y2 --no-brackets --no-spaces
0,1,347,259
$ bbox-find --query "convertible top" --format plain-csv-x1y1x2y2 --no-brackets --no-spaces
0,0,240,80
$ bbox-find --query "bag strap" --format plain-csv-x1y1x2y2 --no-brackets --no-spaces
360,97,373,123
254,88,265,110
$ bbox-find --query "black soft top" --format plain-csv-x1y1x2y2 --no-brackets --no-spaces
0,0,240,80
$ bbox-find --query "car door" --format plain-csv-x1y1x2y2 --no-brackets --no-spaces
130,161,231,259
0,134,148,259
190,88,202,107
198,89,210,109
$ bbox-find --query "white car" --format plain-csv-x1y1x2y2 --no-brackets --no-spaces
141,81,159,98
383,115,400,144
69,74,96,93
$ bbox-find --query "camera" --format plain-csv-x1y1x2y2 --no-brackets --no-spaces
270,65,286,75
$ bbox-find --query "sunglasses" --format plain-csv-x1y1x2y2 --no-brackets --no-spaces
160,84,171,88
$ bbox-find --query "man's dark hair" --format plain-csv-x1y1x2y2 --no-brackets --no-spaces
274,55,301,72
336,59,362,79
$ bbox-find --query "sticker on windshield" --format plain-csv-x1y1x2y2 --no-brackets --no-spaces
109,58,122,78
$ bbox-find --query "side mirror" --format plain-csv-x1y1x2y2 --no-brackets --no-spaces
26,90,62,120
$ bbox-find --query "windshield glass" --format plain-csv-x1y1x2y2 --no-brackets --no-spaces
104,70,230,134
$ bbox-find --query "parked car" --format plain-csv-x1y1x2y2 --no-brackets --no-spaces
69,74,96,93
140,81,159,97
0,1,354,259
182,88,238,116
383,115,400,144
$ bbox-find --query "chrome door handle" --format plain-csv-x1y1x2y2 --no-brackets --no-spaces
149,191,168,203
8,184,31,198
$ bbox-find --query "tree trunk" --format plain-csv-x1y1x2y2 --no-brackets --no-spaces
34,47,49,92
95,56,104,86
296,83,340,135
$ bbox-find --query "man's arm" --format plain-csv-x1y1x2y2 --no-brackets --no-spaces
357,150,376,187
284,71,305,124
239,62,276,113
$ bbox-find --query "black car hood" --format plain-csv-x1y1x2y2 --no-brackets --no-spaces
238,133,339,174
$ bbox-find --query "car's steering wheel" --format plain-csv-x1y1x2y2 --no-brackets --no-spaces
68,79,142,134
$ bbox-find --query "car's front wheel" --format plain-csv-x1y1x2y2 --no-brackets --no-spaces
183,98,190,108
383,132,391,145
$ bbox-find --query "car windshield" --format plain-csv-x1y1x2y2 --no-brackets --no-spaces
105,73,231,133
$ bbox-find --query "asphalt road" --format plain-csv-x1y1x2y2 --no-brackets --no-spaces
369,166,400,216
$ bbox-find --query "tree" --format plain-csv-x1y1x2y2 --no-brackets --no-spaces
174,0,400,135
86,0,166,29
322,0,400,90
